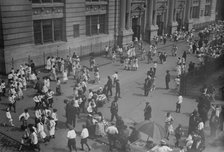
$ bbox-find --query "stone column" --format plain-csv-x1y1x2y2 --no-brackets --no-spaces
173,0,177,22
185,0,193,30
168,0,174,25
126,0,131,30
153,0,157,25
120,0,126,31
146,0,153,29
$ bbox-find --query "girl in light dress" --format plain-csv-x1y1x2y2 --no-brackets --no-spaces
56,78,61,95
17,82,24,100
21,75,27,90
112,51,116,63
133,56,139,71
124,57,129,70
48,117,56,139
46,57,52,71
37,119,47,142
51,65,57,81
62,70,68,84
60,58,64,73
165,112,174,140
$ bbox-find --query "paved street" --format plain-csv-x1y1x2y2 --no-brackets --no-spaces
0,39,223,152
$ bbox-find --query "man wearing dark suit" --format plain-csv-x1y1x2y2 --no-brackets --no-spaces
165,70,170,89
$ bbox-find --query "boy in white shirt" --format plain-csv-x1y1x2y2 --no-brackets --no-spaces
80,125,91,151
5,108,15,127
176,95,183,113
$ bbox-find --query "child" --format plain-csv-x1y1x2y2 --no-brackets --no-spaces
94,71,100,84
133,57,138,71
176,95,183,113
51,109,58,129
62,70,68,84
112,51,116,63
1,80,6,96
124,57,129,70
48,117,56,139
56,78,61,95
47,89,54,108
4,108,15,127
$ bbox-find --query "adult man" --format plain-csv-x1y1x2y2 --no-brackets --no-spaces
144,102,152,120
106,123,119,151
144,75,151,96
110,97,118,121
165,70,170,89
115,80,121,98
80,125,91,151
106,76,113,97
188,110,201,135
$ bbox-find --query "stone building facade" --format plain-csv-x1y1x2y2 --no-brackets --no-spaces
0,0,217,74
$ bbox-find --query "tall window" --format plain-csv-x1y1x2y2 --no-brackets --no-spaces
204,5,211,16
33,19,63,44
86,15,106,36
192,6,200,18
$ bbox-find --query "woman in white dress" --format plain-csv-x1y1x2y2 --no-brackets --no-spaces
46,57,51,71
62,70,68,83
51,65,57,81
37,119,47,142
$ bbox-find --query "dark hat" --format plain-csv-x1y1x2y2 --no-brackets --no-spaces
146,102,149,104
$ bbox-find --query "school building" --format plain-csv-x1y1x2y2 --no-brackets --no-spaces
0,0,218,74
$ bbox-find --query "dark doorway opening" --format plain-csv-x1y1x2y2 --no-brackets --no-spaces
132,18,140,41
157,14,163,36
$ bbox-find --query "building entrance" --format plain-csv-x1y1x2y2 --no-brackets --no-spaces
132,17,140,41
157,14,164,36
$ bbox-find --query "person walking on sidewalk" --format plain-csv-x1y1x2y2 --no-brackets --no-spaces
144,102,152,120
80,124,91,151
106,123,119,151
106,76,113,97
165,70,171,89
115,80,121,98
110,97,118,122
176,94,183,113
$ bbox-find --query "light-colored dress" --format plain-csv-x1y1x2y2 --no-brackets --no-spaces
46,59,51,70
63,71,68,82
49,120,56,136
37,122,47,139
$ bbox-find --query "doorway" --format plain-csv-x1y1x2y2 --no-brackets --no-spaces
157,14,164,36
132,18,140,41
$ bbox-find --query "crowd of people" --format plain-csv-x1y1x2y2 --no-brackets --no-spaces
0,21,224,152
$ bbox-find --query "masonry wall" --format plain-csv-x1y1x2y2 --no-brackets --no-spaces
1,0,120,74
192,0,216,28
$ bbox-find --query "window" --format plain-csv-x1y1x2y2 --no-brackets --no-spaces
73,24,80,38
33,19,64,44
42,20,53,43
86,15,106,36
192,6,199,18
54,19,63,41
33,20,42,44
204,5,211,16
